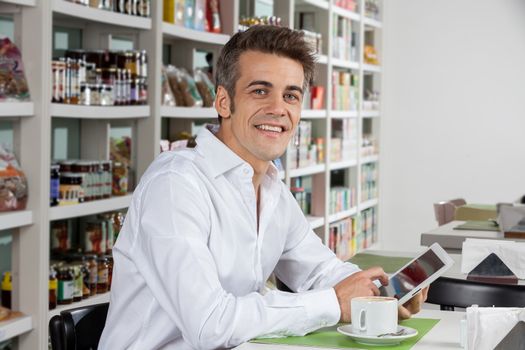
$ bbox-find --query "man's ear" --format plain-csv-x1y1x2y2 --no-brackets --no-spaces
215,86,232,119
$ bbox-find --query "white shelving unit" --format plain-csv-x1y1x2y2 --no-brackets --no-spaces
50,104,150,119
48,292,110,320
0,210,33,231
52,0,152,29
0,314,32,342
0,102,34,117
361,154,379,164
3,1,382,348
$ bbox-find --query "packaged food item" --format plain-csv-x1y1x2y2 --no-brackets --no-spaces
84,221,107,254
1,271,11,309
0,37,30,102
174,0,185,25
194,0,206,31
194,68,215,107
165,65,185,106
184,0,195,29
161,67,176,106
105,255,114,290
0,145,28,212
57,266,74,305
49,266,58,309
84,254,98,296
167,67,203,107
59,172,83,206
163,0,175,23
206,0,221,33
50,220,70,253
112,162,128,196
97,256,109,294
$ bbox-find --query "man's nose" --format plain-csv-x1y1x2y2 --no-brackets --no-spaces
263,94,287,117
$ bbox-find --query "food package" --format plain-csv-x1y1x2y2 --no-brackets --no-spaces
165,65,185,106
206,0,222,33
161,67,176,106
166,66,203,107
0,37,30,102
194,68,215,107
0,145,28,212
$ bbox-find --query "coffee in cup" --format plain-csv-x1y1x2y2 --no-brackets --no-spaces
351,296,398,336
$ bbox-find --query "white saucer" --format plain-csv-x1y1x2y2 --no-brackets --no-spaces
337,325,418,346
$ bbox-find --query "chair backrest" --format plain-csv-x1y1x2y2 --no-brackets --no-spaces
433,198,466,226
427,277,525,311
49,302,109,350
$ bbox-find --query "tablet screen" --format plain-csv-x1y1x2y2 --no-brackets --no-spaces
380,249,445,301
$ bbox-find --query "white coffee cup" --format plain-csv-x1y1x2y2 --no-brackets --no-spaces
351,296,398,336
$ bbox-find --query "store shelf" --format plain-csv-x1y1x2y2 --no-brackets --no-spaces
328,207,358,223
0,210,33,231
361,110,380,118
363,64,382,73
0,102,34,117
361,154,379,164
360,198,379,211
330,110,358,118
49,194,132,221
48,292,110,320
295,0,329,10
301,109,327,119
332,5,361,21
52,0,152,30
0,0,35,6
330,159,357,171
0,313,32,342
51,104,150,119
289,163,325,178
331,58,359,70
307,215,325,229
161,106,216,119
363,17,383,29
163,23,230,45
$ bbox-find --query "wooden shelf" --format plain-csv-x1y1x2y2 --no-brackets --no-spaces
330,159,357,171
301,110,327,119
0,0,35,6
289,163,326,178
331,58,359,70
163,22,229,45
361,110,380,118
364,17,383,29
51,104,150,119
361,154,379,164
0,313,32,342
330,110,358,118
0,210,33,231
295,0,329,10
363,64,382,73
328,207,358,223
0,102,34,117
48,292,110,320
49,194,132,221
161,106,216,119
332,5,361,21
307,215,325,229
360,198,379,211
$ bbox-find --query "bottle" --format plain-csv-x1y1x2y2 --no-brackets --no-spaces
97,257,109,294
1,271,12,309
50,164,60,206
49,267,58,309
57,266,74,305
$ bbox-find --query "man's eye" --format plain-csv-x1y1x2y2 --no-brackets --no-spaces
284,93,299,101
253,89,266,95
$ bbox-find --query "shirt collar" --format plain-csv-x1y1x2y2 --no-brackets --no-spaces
195,124,281,182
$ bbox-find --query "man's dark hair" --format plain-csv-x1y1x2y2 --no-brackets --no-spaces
215,25,316,120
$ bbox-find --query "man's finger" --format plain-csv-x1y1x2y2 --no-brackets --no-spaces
362,267,389,285
398,305,412,320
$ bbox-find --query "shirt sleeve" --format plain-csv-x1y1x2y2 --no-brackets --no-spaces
130,171,343,349
274,190,362,293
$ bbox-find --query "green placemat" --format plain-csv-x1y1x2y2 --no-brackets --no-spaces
348,254,412,273
251,318,440,349
462,204,497,211
454,220,499,232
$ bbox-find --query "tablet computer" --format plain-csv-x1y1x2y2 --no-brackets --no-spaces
378,243,454,305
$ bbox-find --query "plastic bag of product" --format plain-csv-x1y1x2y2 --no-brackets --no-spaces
161,67,176,106
194,68,215,107
0,145,28,211
0,37,30,102
165,65,185,107
206,0,222,33
173,67,203,107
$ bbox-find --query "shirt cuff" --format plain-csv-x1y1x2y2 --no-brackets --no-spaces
300,288,341,333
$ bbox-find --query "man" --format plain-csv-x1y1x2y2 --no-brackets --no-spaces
99,25,427,349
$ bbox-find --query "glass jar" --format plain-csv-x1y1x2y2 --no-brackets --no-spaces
50,164,60,206
100,84,115,106
49,266,58,309
112,162,128,196
80,83,91,106
85,254,98,296
57,266,74,305
1,271,12,309
102,161,112,198
105,255,114,290
97,257,109,294
72,263,83,302
59,172,81,206
85,221,106,255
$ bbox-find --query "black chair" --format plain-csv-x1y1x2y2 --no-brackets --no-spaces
427,277,525,311
49,302,109,350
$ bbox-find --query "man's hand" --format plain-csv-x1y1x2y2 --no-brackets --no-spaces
334,267,389,323
398,286,429,319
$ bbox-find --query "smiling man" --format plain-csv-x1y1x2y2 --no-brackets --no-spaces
99,26,426,350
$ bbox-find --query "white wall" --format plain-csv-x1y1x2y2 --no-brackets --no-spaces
379,0,525,251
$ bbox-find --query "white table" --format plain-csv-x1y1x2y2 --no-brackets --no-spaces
235,309,464,350
420,221,525,253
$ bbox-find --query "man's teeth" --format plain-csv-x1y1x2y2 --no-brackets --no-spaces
256,124,283,132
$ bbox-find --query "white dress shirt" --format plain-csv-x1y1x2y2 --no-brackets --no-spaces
99,125,360,350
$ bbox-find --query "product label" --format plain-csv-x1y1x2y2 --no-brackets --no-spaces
50,178,60,199
58,280,74,301
98,269,108,284
49,279,58,290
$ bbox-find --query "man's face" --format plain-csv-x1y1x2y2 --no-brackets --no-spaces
216,50,304,169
